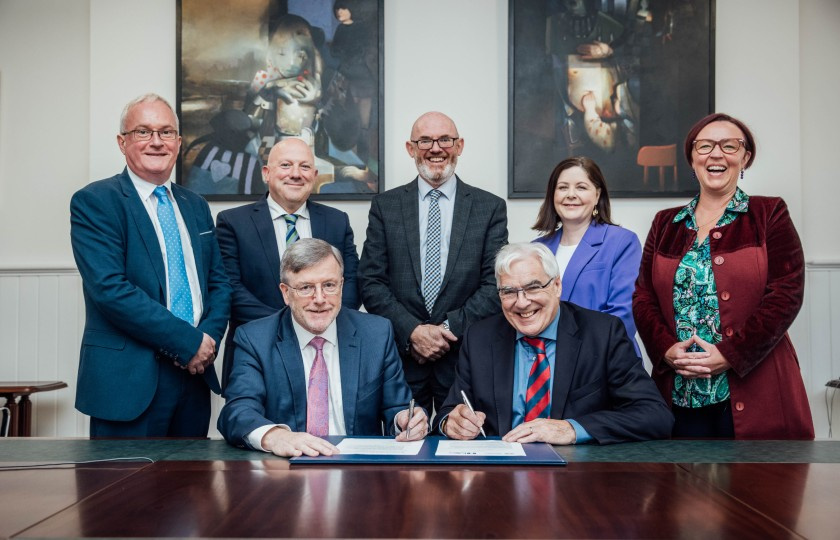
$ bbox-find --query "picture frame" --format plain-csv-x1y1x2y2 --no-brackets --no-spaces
508,0,715,198
176,0,384,201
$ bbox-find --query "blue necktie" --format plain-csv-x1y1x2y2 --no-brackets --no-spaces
284,214,300,246
153,186,193,323
423,189,443,315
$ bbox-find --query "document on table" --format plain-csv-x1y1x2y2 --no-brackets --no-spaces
436,440,526,457
336,438,424,455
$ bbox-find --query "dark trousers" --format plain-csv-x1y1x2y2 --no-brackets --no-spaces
90,362,211,438
672,400,735,438
402,350,457,416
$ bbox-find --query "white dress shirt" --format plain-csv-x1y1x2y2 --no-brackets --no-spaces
127,169,203,326
266,196,313,260
554,243,578,279
418,175,457,293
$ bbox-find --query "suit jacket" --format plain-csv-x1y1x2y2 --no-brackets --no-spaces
534,222,642,354
358,176,508,350
70,170,232,421
215,195,360,387
218,308,413,447
633,196,814,439
436,303,673,444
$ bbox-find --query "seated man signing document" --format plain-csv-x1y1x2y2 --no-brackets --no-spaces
219,239,428,456
436,243,672,445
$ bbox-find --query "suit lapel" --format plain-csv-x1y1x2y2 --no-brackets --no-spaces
561,223,604,299
492,321,517,433
275,309,308,431
335,311,360,435
119,172,166,296
550,303,581,419
308,201,327,240
440,177,470,294
252,197,282,289
401,180,423,287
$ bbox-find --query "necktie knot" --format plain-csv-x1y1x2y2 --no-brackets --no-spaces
309,336,326,352
153,185,170,204
428,189,442,202
522,336,547,354
284,213,299,226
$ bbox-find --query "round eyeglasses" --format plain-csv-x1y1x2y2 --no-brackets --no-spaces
284,280,342,297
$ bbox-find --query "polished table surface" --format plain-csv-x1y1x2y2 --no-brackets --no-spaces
1,438,839,539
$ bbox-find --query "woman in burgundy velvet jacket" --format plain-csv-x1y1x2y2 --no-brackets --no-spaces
633,113,813,439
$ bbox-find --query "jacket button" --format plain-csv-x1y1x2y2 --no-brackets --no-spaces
725,327,734,337
712,231,722,239
720,291,730,301
735,401,745,411
714,256,725,265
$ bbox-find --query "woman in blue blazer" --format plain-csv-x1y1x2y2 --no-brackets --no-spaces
533,157,642,355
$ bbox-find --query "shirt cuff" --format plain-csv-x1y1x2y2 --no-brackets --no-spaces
566,419,592,444
246,424,290,451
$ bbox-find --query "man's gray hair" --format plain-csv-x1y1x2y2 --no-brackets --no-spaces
119,93,180,133
281,238,344,283
494,242,560,284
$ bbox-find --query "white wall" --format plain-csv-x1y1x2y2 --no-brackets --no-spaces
2,0,839,437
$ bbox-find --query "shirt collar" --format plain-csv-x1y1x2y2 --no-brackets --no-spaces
673,186,750,224
291,315,339,352
267,196,311,222
515,304,561,343
126,167,172,202
418,174,457,201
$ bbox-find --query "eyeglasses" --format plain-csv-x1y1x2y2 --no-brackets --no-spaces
693,138,746,155
411,137,459,150
498,278,555,301
284,280,342,297
122,128,179,141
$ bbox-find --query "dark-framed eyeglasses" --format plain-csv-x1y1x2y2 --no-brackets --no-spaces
498,277,555,301
693,138,746,155
411,137,459,150
122,128,179,141
284,279,343,297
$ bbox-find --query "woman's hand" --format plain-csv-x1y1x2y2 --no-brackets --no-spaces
665,335,731,378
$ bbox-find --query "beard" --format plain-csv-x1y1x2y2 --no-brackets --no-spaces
416,155,457,185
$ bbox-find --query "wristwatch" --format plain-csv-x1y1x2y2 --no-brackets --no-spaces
440,320,450,331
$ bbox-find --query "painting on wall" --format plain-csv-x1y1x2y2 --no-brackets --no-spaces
508,0,714,198
177,0,383,201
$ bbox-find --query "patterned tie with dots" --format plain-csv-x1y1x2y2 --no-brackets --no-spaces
284,214,300,247
153,186,193,323
423,189,443,315
523,337,551,421
307,336,329,437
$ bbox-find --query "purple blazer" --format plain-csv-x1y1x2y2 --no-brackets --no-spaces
534,222,641,355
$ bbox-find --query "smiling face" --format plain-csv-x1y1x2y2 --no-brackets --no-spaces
553,165,601,228
280,255,343,335
691,121,751,197
406,112,464,188
263,138,317,213
499,256,562,337
117,100,181,185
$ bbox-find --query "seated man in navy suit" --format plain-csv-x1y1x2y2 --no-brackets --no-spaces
216,138,360,389
436,242,672,445
219,239,428,457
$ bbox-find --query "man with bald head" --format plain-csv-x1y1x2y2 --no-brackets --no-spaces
216,138,360,389
359,112,508,413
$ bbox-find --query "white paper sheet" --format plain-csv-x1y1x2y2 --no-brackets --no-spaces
335,438,424,455
435,440,526,456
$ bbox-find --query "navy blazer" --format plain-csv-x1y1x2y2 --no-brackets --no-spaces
218,308,413,448
70,170,231,421
534,222,641,354
216,195,360,387
435,303,673,444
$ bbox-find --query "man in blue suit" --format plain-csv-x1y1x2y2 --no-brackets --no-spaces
70,93,231,437
219,239,428,457
215,138,360,389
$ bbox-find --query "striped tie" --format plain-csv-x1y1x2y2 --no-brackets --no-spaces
284,214,300,246
423,189,443,315
153,186,193,323
523,337,551,421
306,336,329,437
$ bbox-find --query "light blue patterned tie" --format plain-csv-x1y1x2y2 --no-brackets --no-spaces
153,186,193,323
423,189,443,315
284,214,300,246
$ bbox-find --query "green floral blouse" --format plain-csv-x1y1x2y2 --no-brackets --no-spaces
671,188,749,408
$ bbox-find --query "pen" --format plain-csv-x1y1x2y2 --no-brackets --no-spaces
407,398,415,437
460,390,486,438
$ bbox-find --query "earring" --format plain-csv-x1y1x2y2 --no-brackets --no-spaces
740,169,744,179
592,208,599,218
692,170,697,180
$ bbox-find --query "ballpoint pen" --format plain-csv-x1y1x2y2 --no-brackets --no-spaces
407,398,415,438
460,390,486,438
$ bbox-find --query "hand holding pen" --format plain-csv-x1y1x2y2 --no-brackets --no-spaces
442,390,487,440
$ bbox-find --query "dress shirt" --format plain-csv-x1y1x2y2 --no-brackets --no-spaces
266,196,313,260
418,175,456,295
127,169,203,326
554,243,577,278
247,319,346,450
512,310,592,443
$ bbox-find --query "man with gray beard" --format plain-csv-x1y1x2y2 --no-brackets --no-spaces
359,112,508,414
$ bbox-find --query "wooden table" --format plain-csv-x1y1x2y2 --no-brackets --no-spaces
1,438,838,538
0,381,67,436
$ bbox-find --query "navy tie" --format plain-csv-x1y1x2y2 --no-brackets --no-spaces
153,186,193,323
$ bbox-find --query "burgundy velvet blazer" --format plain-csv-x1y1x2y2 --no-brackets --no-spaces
633,196,814,439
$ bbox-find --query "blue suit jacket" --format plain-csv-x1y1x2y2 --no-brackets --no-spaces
215,195,360,387
70,170,232,421
534,222,641,354
218,308,413,448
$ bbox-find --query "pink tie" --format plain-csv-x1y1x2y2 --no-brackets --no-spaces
306,336,329,436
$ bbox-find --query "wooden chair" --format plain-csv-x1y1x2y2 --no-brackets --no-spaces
637,144,678,191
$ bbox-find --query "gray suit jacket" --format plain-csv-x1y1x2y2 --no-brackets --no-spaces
358,176,507,350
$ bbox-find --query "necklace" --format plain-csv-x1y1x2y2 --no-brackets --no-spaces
695,198,731,230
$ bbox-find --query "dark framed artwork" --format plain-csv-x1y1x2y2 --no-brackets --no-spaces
508,0,715,198
177,0,383,201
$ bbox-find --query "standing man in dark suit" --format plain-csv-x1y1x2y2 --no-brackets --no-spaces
70,93,231,437
436,243,672,444
215,138,360,388
359,111,508,413
219,239,428,457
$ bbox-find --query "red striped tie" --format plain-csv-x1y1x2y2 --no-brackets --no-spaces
523,337,551,421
